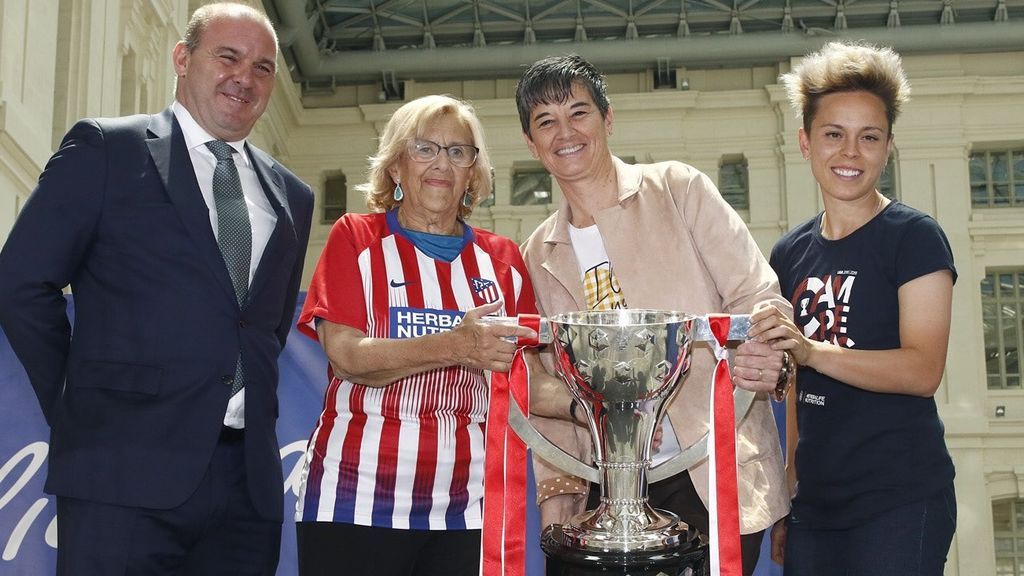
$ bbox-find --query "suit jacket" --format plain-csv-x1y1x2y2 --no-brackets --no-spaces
522,157,789,534
0,108,313,521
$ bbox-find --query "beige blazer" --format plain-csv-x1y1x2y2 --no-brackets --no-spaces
522,157,790,534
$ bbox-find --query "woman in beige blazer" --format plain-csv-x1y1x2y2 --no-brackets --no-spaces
516,54,792,575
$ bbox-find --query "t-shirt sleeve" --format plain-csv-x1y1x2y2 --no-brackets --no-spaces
769,239,790,298
297,216,368,341
894,215,957,288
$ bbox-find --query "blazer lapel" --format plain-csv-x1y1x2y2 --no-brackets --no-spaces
540,158,644,313
595,157,643,306
540,199,588,312
597,158,697,312
246,145,296,303
146,109,238,304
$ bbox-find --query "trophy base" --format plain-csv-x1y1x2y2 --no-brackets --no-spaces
541,524,707,576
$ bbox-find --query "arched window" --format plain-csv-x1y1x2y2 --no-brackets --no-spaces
981,270,1024,390
994,498,1024,574
322,171,347,224
877,150,900,200
971,148,1024,207
718,155,749,210
511,162,552,206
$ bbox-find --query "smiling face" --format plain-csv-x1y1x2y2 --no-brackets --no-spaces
523,82,615,187
388,114,474,232
799,90,893,207
172,12,277,141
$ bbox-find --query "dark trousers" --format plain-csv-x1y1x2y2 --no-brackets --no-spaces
296,521,481,576
56,429,281,576
784,483,956,576
587,471,764,576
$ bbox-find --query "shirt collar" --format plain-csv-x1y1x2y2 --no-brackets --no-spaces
171,101,252,168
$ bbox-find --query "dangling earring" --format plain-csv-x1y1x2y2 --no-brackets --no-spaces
393,182,404,202
462,190,473,208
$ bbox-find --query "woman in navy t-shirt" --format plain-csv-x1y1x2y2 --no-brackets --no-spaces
749,41,957,575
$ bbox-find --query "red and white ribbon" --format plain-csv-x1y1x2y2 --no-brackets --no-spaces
481,314,540,576
706,314,743,576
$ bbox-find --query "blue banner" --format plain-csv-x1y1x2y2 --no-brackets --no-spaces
0,324,54,574
0,295,326,576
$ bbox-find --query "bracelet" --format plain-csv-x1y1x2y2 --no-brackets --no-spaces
773,351,794,402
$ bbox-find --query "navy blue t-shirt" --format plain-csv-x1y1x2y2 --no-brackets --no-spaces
770,201,956,529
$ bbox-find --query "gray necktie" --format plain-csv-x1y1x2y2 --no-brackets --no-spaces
206,140,251,396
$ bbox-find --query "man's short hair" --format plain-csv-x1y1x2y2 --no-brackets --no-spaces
182,2,278,54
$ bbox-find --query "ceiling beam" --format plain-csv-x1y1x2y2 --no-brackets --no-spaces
271,17,1024,85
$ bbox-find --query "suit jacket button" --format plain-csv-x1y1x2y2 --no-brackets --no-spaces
222,375,234,386
238,319,247,328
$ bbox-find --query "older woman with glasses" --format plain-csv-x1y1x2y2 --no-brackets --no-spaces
294,95,540,576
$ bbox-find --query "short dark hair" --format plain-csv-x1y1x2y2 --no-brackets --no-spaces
515,54,611,135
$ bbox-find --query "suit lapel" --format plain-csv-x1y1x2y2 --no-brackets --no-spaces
146,110,239,304
246,145,296,303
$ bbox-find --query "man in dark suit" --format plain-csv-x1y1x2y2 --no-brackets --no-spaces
0,3,313,574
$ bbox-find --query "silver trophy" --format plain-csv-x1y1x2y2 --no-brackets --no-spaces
504,309,755,570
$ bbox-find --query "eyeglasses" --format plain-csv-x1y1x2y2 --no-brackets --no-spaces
407,138,479,168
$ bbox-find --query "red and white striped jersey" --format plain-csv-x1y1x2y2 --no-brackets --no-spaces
296,211,536,530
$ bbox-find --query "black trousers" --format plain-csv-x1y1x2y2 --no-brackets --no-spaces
296,521,481,576
56,429,281,576
586,471,764,576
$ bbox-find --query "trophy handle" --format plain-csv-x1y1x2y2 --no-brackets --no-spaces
647,387,754,483
508,400,600,483
649,313,755,483
506,386,755,486
506,313,757,485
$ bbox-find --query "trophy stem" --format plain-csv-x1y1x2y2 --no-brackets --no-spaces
598,459,649,508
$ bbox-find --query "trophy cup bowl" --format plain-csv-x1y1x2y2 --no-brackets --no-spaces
540,309,702,567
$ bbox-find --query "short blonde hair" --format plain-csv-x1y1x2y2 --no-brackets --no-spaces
358,95,493,219
780,41,911,134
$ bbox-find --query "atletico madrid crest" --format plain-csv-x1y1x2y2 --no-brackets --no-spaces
471,277,500,304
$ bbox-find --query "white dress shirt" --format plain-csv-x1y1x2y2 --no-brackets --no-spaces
172,101,278,428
